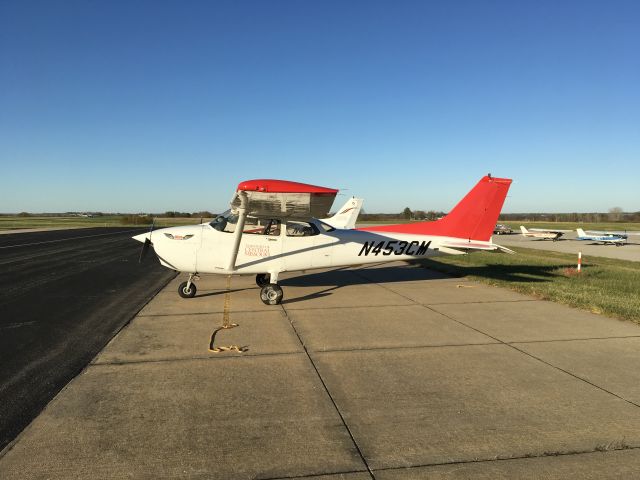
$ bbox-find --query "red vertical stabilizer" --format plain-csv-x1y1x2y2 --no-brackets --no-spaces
359,176,512,241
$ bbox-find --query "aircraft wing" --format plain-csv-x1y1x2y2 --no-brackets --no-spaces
437,241,515,255
529,228,572,233
231,179,338,220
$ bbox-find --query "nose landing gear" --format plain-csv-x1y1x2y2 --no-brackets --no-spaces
178,273,198,298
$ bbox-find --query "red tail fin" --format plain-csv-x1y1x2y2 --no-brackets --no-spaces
359,176,512,241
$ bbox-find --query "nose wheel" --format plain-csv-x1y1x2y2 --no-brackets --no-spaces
178,281,197,298
260,284,283,305
178,274,198,298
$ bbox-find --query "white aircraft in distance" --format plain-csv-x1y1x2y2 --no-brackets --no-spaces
519,225,568,241
576,228,626,246
321,197,364,229
582,229,640,239
134,175,513,305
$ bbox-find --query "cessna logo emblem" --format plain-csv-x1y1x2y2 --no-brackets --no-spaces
358,240,431,256
164,233,194,240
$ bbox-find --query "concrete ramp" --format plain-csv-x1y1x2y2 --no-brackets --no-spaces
2,262,640,479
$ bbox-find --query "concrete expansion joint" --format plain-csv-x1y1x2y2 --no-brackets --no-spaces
423,304,640,411
283,303,414,312
280,304,376,480
137,308,274,317
425,299,538,306
372,441,640,473
310,341,503,355
510,334,640,345
259,467,371,480
91,350,305,367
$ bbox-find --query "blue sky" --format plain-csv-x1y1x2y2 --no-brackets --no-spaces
1,0,638,213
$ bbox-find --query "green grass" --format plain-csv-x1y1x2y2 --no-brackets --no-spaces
419,247,640,322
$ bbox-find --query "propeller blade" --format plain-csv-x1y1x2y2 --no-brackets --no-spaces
138,219,156,263
138,238,151,263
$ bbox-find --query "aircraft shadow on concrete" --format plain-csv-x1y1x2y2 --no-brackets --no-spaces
280,264,451,288
279,261,588,303
194,288,251,298
416,259,592,283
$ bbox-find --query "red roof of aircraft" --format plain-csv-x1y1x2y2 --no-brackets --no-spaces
237,179,338,194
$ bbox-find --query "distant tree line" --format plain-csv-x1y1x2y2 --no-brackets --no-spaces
360,208,447,221
361,207,640,223
162,211,215,218
499,208,640,223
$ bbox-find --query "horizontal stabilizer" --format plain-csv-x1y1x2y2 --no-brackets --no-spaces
438,241,515,254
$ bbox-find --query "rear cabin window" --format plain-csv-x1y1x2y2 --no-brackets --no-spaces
285,221,319,237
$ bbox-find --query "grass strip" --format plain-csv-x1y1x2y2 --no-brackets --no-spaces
418,247,640,323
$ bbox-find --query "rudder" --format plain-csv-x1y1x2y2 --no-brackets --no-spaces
359,176,512,241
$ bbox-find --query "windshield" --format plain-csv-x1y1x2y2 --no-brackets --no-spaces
209,210,237,232
209,210,280,235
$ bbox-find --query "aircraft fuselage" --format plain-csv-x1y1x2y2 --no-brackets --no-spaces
142,222,464,277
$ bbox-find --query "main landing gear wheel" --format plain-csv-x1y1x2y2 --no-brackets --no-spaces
178,281,197,298
260,284,283,305
256,273,270,287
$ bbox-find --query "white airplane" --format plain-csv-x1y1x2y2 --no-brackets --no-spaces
576,228,626,246
519,225,567,241
321,197,363,229
134,175,513,305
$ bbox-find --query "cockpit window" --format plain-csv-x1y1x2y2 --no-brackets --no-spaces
209,210,236,232
209,211,280,235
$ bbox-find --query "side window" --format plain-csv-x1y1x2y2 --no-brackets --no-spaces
286,221,319,237
244,218,281,236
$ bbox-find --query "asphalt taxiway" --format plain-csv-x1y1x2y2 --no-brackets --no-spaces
2,261,640,479
0,227,176,451
493,231,640,262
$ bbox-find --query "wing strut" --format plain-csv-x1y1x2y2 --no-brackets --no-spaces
227,191,248,272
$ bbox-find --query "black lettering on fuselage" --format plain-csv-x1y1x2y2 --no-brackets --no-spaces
395,241,408,255
405,241,419,255
371,241,384,255
383,241,397,255
416,241,431,255
358,240,431,256
358,242,374,256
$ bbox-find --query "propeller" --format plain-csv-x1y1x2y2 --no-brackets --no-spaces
138,219,155,263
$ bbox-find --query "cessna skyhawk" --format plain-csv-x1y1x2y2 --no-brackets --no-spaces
519,225,568,241
134,175,513,305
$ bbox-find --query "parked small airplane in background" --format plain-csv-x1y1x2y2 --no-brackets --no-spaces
135,175,513,305
519,226,568,241
321,197,363,229
576,228,626,246
582,230,639,240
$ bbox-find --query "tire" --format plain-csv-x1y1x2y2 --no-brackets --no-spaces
178,281,197,298
256,273,270,287
260,284,283,305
